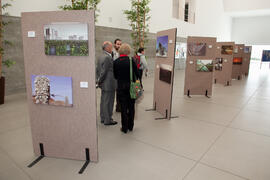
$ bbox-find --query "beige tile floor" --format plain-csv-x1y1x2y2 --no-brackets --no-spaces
1,61,270,180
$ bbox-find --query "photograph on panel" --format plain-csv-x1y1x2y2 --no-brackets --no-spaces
187,43,206,56
196,59,213,72
221,45,233,55
262,50,270,62
156,35,168,57
44,22,88,56
233,57,243,64
31,75,73,107
215,58,223,71
159,64,173,84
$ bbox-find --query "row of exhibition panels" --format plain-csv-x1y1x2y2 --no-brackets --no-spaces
183,37,252,96
20,10,252,173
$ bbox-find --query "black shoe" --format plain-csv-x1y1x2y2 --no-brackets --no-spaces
101,121,104,124
128,128,133,132
104,121,118,126
121,128,127,133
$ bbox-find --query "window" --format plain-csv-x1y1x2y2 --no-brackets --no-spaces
184,3,189,22
172,0,195,24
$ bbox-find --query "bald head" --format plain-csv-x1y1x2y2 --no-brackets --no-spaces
102,41,113,54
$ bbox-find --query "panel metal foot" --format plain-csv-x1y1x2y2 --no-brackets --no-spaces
155,109,168,120
146,102,156,111
78,148,90,174
28,143,44,168
205,90,210,98
187,90,191,98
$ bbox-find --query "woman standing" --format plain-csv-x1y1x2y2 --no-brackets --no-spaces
113,44,139,133
136,47,148,89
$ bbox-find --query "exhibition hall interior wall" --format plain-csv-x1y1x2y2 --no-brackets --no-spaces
3,0,232,40
231,16,270,45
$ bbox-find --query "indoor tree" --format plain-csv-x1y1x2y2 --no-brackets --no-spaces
124,0,150,52
59,0,101,22
0,0,15,77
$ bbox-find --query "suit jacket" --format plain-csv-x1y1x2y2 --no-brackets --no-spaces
96,51,116,91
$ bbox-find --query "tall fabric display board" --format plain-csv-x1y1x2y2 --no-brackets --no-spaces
153,28,177,120
21,11,98,162
232,44,244,80
214,42,234,86
184,37,216,96
242,46,252,76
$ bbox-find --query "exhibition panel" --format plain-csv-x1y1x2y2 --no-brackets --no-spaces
214,42,235,86
153,28,177,120
242,46,252,76
21,10,98,162
184,36,216,96
232,44,245,80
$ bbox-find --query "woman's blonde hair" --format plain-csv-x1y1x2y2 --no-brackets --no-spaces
118,43,131,55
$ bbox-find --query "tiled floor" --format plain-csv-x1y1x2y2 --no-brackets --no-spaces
1,61,270,180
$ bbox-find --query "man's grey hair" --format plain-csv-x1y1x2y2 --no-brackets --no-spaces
102,41,111,50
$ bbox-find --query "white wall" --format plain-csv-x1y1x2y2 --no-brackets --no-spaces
223,0,270,12
3,0,232,41
232,16,270,45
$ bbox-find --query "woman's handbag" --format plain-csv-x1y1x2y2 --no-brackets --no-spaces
130,58,142,99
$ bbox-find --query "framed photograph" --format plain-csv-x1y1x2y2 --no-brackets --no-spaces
215,58,223,71
262,50,270,62
196,59,213,72
187,43,206,56
156,35,168,57
233,57,243,64
221,45,233,55
44,22,89,56
234,47,238,53
244,47,251,53
31,75,73,107
159,64,172,84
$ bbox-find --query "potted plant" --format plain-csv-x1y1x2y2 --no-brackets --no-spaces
0,0,15,105
124,0,151,51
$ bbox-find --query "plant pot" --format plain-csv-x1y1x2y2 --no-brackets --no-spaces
0,76,5,105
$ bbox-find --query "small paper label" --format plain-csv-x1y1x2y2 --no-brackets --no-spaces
217,47,220,49
169,40,173,43
209,45,213,48
80,82,88,88
189,61,194,64
28,31,36,37
224,59,227,62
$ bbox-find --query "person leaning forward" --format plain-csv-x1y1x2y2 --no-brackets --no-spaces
96,41,117,125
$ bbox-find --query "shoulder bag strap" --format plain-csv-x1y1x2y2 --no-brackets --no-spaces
130,58,133,82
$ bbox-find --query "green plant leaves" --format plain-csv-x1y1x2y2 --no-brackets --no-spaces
124,0,151,52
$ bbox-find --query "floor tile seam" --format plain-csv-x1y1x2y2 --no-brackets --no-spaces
227,126,270,139
126,135,197,162
0,146,34,180
228,77,268,126
193,86,263,167
182,97,243,110
182,127,228,180
0,125,30,136
177,114,229,128
199,162,250,180
186,77,270,180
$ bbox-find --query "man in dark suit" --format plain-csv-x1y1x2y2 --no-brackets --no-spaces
96,41,117,125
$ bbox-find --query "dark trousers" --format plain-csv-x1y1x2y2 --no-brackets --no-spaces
117,89,135,131
100,90,115,124
138,69,143,89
